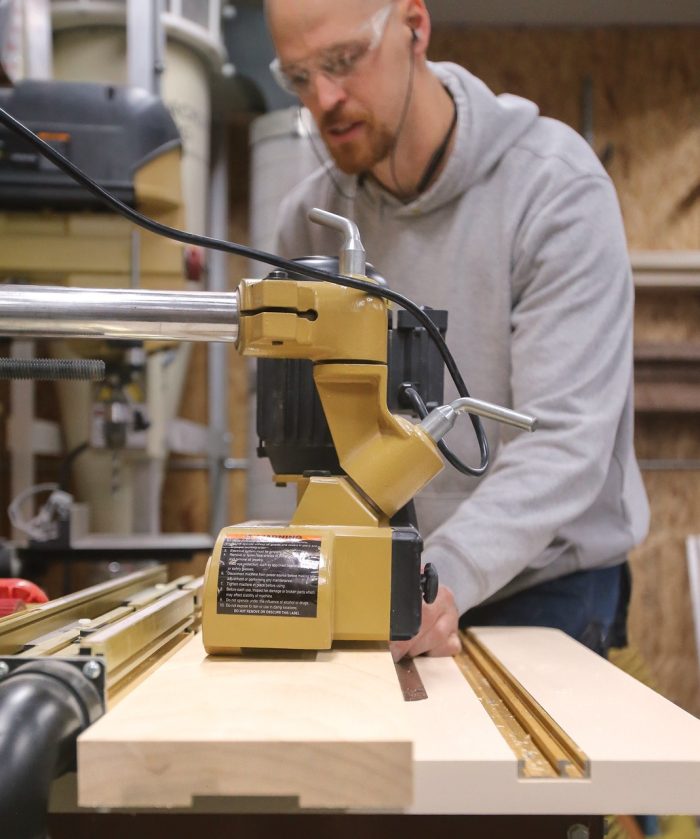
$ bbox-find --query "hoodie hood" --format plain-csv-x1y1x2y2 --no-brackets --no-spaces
360,62,539,217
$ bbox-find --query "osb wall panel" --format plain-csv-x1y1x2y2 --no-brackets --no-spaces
635,291,700,344
628,472,700,716
635,412,700,718
429,27,700,249
430,27,700,715
636,416,700,462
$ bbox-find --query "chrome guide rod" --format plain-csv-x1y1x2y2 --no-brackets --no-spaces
0,285,239,343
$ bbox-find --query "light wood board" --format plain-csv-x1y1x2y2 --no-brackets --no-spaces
78,627,700,814
408,627,700,814
78,637,412,810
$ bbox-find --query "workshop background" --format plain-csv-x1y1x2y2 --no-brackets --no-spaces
0,0,698,736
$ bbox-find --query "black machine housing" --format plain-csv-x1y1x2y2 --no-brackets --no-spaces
256,258,448,479
0,80,180,211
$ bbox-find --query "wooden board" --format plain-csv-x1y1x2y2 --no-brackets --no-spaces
78,637,413,810
408,627,700,815
78,628,700,814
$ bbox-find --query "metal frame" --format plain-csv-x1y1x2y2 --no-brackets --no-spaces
207,122,231,535
0,654,107,704
127,0,165,95
686,536,700,675
5,0,53,534
52,0,226,69
8,341,36,541
23,0,53,78
0,567,202,693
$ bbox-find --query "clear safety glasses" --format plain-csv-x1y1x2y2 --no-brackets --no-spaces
269,3,394,98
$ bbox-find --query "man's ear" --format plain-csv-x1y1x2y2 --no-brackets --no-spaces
406,1,430,53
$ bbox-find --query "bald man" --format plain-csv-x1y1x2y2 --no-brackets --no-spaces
265,0,649,660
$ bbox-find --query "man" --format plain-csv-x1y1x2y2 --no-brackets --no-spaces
264,0,650,659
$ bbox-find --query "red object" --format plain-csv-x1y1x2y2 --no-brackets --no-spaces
184,245,206,282
0,578,49,617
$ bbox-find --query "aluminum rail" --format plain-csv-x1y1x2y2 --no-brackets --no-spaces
0,285,239,342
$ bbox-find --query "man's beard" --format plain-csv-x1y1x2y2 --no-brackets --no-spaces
320,106,395,175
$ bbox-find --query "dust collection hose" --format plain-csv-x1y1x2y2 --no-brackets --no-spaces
0,659,103,839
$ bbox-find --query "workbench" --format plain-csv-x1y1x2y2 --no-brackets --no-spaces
45,625,700,838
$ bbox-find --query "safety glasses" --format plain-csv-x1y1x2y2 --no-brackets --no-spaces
270,3,394,98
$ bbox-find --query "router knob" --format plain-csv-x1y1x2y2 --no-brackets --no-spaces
420,563,439,604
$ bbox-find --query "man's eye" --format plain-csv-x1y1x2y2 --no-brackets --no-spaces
284,67,310,90
323,43,368,76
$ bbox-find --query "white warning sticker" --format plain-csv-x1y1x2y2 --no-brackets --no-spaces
217,535,321,618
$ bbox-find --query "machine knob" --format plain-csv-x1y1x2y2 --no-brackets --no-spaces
420,563,439,604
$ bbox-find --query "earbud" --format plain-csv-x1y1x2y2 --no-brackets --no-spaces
410,28,419,43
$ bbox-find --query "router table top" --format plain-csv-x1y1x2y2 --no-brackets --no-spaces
77,626,700,814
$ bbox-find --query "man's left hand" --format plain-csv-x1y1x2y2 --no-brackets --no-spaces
389,583,461,661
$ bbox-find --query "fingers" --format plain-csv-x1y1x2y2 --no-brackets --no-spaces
389,584,460,661
390,590,445,660
390,638,412,661
400,611,457,658
426,631,462,657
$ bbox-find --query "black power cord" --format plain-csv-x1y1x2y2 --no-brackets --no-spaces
401,383,484,477
0,104,489,476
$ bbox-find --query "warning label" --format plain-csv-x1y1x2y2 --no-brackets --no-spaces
217,535,321,618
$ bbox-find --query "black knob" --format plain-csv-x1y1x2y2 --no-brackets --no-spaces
421,562,439,604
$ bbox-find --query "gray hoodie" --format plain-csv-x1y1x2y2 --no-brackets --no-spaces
274,62,650,614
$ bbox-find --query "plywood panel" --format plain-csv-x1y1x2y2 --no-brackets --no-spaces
628,470,700,717
636,414,700,462
629,417,700,717
429,27,700,250
629,530,700,713
635,290,700,344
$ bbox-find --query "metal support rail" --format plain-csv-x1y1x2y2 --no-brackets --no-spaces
456,630,589,780
0,568,203,699
0,284,239,342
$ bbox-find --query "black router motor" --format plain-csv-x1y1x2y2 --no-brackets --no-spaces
256,257,448,479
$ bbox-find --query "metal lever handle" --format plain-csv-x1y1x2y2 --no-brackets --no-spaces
419,397,537,443
308,208,366,276
451,398,537,432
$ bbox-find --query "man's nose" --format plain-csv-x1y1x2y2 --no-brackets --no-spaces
312,72,347,112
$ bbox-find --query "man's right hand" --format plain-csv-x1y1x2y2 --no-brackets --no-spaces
389,583,461,661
